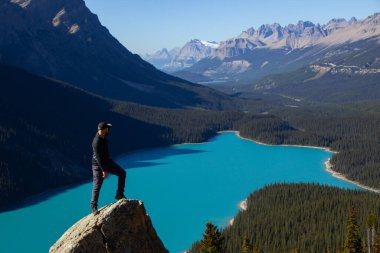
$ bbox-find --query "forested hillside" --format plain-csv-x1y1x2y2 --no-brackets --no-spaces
189,183,380,253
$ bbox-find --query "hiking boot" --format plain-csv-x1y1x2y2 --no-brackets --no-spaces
115,193,127,200
91,205,99,215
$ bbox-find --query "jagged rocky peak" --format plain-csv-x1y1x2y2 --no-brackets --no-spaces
224,37,258,48
49,199,168,253
239,23,283,39
323,18,349,34
189,38,201,44
327,18,348,24
186,39,206,50
153,48,171,58
185,39,219,49
325,18,348,28
271,21,323,49
241,27,256,37
349,17,358,25
297,20,315,29
286,20,318,35
143,47,180,61
257,23,283,38
169,39,217,66
145,39,220,71
363,12,380,25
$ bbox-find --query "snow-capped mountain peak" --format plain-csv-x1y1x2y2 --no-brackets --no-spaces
200,40,220,48
144,12,380,74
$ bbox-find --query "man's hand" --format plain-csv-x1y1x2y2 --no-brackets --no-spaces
102,171,108,179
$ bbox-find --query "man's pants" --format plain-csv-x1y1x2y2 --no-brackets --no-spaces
90,159,126,208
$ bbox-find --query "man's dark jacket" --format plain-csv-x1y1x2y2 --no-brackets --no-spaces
92,132,110,172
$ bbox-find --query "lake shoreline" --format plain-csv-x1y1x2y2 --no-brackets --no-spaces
218,130,380,194
2,129,377,253
218,130,337,153
324,158,380,194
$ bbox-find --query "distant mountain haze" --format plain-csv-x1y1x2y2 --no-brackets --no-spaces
141,47,180,71
143,39,219,72
0,0,236,110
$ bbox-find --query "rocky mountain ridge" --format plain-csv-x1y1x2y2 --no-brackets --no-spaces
1,0,235,109
209,12,380,59
173,12,380,85
146,13,380,84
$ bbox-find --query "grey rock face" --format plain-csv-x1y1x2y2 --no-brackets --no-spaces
322,18,349,35
49,199,168,253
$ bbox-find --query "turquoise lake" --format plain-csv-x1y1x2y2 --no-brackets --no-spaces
0,132,362,252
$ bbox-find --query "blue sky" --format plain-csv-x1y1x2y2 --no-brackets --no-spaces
84,0,380,55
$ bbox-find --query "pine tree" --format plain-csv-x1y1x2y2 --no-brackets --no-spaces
199,222,225,253
253,241,261,253
344,205,363,253
367,213,377,253
241,237,253,253
290,247,300,253
337,240,343,253
373,235,380,253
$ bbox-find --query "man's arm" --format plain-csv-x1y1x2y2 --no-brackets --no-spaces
93,138,108,172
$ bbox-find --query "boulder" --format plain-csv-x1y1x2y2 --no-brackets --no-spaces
49,199,168,253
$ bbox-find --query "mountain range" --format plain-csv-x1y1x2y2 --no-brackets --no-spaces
145,13,380,92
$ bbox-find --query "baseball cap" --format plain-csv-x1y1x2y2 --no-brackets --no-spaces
98,121,113,130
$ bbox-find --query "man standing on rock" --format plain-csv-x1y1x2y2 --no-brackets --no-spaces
91,121,126,215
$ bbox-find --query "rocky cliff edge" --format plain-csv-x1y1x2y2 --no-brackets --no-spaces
49,199,168,253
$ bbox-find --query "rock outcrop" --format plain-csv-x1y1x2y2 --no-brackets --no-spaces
49,199,168,253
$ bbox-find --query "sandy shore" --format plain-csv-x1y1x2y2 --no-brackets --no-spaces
218,130,380,194
324,159,380,194
218,130,337,153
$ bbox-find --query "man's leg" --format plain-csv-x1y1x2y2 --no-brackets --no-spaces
90,165,104,211
106,160,126,198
